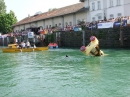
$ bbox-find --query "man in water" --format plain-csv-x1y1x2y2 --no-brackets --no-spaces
66,55,68,57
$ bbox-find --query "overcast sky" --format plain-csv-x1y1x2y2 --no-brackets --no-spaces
4,0,80,21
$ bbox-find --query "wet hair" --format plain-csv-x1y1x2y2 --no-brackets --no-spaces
66,55,68,57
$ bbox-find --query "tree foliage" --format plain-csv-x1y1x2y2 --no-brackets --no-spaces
0,10,17,34
0,0,6,14
48,8,57,12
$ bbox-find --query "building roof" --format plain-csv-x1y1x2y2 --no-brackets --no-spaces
13,2,84,27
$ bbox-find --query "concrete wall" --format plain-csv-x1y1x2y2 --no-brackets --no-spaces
124,0,130,4
37,20,43,27
50,27,130,48
106,6,124,18
64,14,73,26
1,27,130,47
124,0,130,16
45,19,52,28
25,24,30,29
76,12,87,24
54,17,62,27
30,22,37,27
14,26,20,32
19,25,25,31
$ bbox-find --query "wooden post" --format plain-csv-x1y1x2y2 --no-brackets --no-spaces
120,24,123,47
57,32,61,47
82,31,85,46
56,32,58,43
14,37,16,44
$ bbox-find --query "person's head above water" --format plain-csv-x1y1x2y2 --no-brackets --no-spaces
66,55,68,57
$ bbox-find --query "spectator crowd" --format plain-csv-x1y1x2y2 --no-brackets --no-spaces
3,16,130,37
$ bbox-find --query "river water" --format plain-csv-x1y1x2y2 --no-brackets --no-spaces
0,48,130,97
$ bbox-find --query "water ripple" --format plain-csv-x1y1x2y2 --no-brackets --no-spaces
0,49,130,97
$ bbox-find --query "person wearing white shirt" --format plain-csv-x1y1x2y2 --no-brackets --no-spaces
16,38,18,44
26,41,30,48
127,16,130,25
22,42,26,48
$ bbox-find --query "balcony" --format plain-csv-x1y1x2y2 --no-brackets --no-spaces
80,0,85,2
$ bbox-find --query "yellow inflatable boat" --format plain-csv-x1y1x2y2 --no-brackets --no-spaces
2,44,48,53
80,36,104,56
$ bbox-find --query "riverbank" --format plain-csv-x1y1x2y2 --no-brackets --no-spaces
0,26,130,48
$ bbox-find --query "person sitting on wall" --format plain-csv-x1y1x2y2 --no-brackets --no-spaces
127,16,130,26
22,41,26,49
33,44,36,48
19,42,23,49
26,40,30,48
16,38,18,44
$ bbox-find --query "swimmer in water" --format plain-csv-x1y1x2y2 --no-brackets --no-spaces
66,55,68,57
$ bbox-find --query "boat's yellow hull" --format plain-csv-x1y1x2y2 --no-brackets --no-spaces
2,47,48,53
34,47,48,51
2,48,21,53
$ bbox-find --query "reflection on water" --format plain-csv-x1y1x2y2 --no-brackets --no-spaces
0,48,130,97
84,57,103,82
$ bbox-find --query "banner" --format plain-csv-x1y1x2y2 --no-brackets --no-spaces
74,27,82,31
98,22,114,29
114,22,120,27
28,32,34,38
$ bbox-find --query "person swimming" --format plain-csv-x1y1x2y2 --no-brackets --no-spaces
66,55,68,57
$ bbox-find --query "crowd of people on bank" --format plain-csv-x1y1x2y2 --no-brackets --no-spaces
8,16,130,37
86,16,130,30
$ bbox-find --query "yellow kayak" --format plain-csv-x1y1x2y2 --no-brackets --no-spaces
2,44,48,53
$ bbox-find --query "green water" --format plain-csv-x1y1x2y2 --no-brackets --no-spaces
0,48,130,97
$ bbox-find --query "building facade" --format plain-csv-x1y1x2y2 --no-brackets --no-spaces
13,3,87,32
81,0,130,22
13,0,130,32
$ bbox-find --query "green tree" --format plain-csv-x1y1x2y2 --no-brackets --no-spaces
0,10,17,34
0,0,6,14
48,8,57,12
9,10,17,23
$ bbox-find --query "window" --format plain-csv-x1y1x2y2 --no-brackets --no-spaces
65,22,68,26
49,25,51,28
46,25,48,28
82,19,85,22
69,22,72,26
55,24,57,27
92,17,95,21
110,0,113,7
110,14,114,18
59,23,61,26
97,1,101,10
92,3,95,10
77,20,80,24
59,23,61,27
117,0,121,5
117,13,122,17
98,16,102,20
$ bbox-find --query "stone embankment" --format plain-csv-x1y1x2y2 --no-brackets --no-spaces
0,27,130,48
